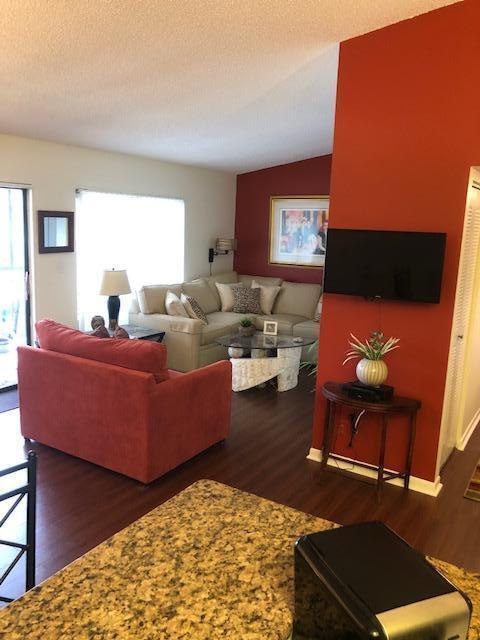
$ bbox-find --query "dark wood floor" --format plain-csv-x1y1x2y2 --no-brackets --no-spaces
1,372,479,602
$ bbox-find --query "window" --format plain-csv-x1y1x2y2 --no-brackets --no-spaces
76,190,184,329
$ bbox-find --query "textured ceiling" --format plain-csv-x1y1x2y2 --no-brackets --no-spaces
1,0,460,173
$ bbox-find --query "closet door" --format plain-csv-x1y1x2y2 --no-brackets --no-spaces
438,170,480,469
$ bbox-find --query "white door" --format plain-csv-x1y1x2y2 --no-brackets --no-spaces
437,168,480,470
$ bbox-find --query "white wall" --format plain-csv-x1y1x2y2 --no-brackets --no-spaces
0,133,236,328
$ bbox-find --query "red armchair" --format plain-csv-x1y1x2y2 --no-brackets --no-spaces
18,320,232,483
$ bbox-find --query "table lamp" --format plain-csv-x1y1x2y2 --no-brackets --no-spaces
99,269,131,330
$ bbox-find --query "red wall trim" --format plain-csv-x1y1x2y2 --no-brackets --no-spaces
234,155,332,283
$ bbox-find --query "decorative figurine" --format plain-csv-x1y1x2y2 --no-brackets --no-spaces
113,326,129,339
92,325,109,338
91,315,106,330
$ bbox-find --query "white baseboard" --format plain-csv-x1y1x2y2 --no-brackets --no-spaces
307,448,443,497
457,408,480,451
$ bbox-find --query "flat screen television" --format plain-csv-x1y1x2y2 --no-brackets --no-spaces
323,229,447,303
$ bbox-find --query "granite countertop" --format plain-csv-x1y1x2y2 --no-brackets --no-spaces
0,480,478,639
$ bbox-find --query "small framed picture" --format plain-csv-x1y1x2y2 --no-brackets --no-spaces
263,320,278,336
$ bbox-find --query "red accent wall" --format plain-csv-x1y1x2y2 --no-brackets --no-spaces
234,155,332,283
313,0,480,482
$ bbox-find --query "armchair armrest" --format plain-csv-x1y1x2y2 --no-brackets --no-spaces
147,361,232,480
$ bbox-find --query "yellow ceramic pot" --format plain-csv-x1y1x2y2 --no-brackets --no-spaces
356,358,388,387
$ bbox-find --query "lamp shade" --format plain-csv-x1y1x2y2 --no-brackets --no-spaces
99,269,131,296
215,238,235,251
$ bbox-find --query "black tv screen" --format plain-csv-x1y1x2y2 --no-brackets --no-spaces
323,229,446,303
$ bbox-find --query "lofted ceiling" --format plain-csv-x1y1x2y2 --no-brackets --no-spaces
1,0,460,173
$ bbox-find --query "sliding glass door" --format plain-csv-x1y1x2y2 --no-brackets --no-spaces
0,187,30,391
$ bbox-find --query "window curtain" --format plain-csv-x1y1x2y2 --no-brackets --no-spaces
76,190,185,330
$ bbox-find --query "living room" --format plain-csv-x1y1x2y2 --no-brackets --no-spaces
1,1,480,638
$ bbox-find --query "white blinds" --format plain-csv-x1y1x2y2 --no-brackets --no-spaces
75,190,185,330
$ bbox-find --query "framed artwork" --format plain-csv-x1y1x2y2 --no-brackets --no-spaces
38,210,74,253
269,196,329,267
263,320,278,336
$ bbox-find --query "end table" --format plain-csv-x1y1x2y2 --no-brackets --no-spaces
321,381,421,502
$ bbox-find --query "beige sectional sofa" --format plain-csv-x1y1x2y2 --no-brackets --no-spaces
129,271,321,372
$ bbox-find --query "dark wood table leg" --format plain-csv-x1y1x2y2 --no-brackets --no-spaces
404,411,417,490
377,415,388,503
321,401,335,470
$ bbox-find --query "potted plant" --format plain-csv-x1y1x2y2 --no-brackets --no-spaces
299,340,318,391
343,330,399,387
238,318,255,337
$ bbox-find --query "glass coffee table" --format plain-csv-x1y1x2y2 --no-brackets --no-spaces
215,332,316,392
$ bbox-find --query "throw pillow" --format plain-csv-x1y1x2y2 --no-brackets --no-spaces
232,286,262,314
216,282,244,312
251,280,281,315
181,293,208,324
165,291,189,318
314,296,322,323
113,326,130,339
92,325,109,338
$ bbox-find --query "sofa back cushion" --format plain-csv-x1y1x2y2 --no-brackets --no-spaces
204,271,238,307
36,319,169,382
273,281,323,319
137,284,182,314
182,278,219,314
239,274,283,287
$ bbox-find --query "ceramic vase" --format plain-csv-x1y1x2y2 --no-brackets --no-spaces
228,346,244,359
238,326,255,337
356,358,388,387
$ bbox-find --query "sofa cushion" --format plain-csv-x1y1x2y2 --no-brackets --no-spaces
273,281,322,319
239,274,283,287
251,280,281,315
204,271,238,306
137,283,182,314
293,319,320,339
232,286,262,314
36,319,169,382
166,291,189,317
253,313,308,335
181,294,208,324
201,311,251,346
182,279,219,314
216,282,244,312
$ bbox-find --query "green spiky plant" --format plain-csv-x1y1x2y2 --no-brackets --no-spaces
299,341,318,383
240,318,253,327
343,330,400,365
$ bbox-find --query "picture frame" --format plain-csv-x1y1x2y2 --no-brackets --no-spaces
263,320,278,336
263,335,277,349
38,210,74,254
269,196,329,268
